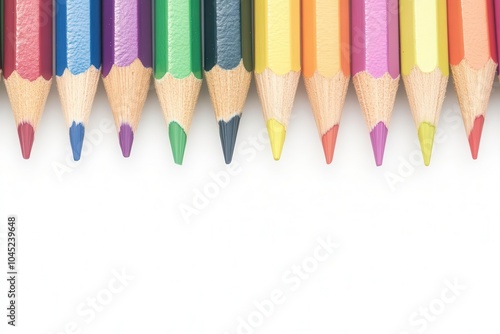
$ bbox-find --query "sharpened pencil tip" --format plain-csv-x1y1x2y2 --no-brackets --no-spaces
321,125,339,165
468,116,484,160
370,122,388,167
267,119,286,161
119,124,134,158
18,123,34,159
169,122,187,165
69,122,85,161
219,115,241,164
418,122,436,167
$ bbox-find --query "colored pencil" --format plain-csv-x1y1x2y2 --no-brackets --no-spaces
448,0,497,159
496,1,500,81
255,0,301,160
302,0,350,164
400,0,449,166
155,0,203,165
102,0,152,158
204,0,253,164
352,0,400,166
4,0,52,159
0,4,2,78
56,0,101,161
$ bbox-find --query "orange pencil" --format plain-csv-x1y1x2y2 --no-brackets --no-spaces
448,0,498,159
302,0,350,164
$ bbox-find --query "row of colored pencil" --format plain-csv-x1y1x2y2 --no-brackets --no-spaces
2,0,499,166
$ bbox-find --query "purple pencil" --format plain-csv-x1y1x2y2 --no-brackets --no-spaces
351,0,400,166
102,0,152,157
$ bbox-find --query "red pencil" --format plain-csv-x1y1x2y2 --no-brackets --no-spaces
4,0,53,159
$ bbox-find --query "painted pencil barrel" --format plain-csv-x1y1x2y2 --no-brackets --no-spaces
56,0,101,161
400,0,449,166
302,0,350,164
302,0,349,78
154,0,202,80
448,0,497,69
204,0,253,72
495,0,500,66
352,0,399,78
56,0,100,77
4,0,53,159
0,4,2,75
102,0,151,77
448,0,498,159
204,0,253,164
400,0,448,75
352,0,400,166
4,0,52,81
102,0,152,158
255,0,300,75
154,0,203,165
255,0,301,160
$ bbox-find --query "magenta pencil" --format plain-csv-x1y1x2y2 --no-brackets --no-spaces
352,0,400,166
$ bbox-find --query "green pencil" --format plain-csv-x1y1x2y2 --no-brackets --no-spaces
154,0,203,165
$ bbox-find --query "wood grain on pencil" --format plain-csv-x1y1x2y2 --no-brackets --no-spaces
400,0,448,166
102,0,152,158
448,0,497,159
4,0,52,159
302,0,349,164
204,0,253,164
352,0,400,166
255,0,301,160
56,0,101,161
155,0,202,165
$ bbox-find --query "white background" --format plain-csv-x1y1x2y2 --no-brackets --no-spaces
1,75,500,334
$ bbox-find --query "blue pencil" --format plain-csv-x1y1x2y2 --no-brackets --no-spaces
56,0,101,161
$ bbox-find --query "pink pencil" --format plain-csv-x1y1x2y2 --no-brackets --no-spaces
352,0,400,166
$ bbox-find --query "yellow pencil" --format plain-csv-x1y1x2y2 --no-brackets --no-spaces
255,0,301,160
400,0,449,166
